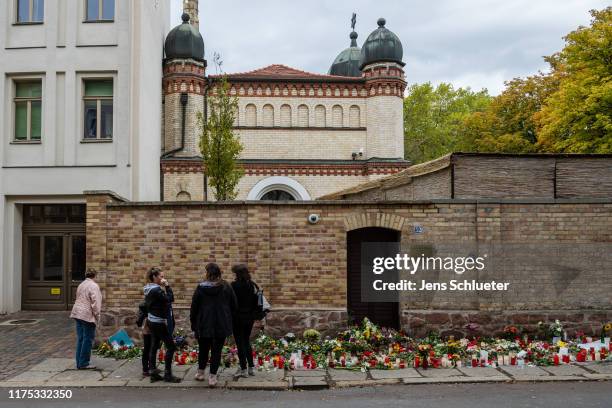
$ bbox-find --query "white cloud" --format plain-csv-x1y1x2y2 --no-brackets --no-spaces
171,0,607,95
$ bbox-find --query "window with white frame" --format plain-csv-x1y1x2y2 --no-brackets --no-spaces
14,80,42,142
83,79,113,140
85,0,114,22
16,0,44,23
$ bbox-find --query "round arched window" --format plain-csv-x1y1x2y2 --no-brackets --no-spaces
260,190,296,201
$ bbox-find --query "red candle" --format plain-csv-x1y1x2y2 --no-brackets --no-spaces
511,357,517,365
414,356,420,368
399,360,406,369
553,354,559,365
562,355,570,364
279,357,285,369
258,356,264,366
472,358,478,367
433,358,440,368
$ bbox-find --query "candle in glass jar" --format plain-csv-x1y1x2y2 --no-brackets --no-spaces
503,355,511,366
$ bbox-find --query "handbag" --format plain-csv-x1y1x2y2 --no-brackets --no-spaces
252,282,270,321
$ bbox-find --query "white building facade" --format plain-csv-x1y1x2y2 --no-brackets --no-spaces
0,0,168,313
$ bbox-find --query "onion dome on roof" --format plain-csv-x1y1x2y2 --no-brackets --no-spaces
164,13,205,61
359,18,404,69
329,31,362,77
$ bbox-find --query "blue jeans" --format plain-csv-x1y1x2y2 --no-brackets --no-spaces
75,319,96,368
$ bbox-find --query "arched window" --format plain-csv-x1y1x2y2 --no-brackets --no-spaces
247,176,312,201
314,105,326,127
297,104,309,127
245,104,257,127
260,190,296,201
262,104,274,127
349,105,360,127
176,191,191,201
280,104,292,127
332,105,343,127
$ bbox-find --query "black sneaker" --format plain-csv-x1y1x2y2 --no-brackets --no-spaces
150,372,163,383
164,375,182,383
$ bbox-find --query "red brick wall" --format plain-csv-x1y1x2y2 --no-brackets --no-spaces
85,193,612,339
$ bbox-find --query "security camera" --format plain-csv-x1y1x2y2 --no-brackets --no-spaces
308,214,320,224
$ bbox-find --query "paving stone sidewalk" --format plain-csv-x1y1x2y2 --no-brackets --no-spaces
1,357,610,390
0,311,75,381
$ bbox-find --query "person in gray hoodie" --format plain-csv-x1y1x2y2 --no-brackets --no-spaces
190,263,237,386
144,267,180,383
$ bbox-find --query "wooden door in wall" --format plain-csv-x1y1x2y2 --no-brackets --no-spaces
347,227,400,329
21,205,86,310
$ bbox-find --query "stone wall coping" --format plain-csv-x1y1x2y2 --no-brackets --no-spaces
100,198,612,208
83,190,128,202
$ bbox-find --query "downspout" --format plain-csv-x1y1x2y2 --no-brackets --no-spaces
203,80,210,201
160,92,189,200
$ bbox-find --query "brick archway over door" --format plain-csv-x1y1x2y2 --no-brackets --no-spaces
343,213,408,232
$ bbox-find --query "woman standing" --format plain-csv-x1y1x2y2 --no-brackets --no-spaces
190,263,237,386
70,268,102,370
231,264,259,377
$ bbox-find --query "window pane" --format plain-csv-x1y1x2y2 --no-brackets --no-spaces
15,101,28,140
86,0,99,20
43,236,63,281
27,236,41,280
17,0,29,22
102,0,114,20
84,80,112,97
68,205,86,223
16,82,42,98
30,100,41,140
100,99,113,139
23,205,43,224
43,205,68,223
32,0,44,22
84,100,97,138
71,236,86,281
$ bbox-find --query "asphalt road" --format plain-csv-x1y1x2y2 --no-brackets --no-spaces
2,382,611,408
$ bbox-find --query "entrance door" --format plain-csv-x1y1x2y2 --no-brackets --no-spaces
347,227,400,329
22,205,86,310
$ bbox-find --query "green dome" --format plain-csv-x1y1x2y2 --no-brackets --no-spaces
329,32,362,77
164,13,204,61
359,18,404,69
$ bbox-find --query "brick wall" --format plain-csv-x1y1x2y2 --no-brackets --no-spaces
86,192,612,339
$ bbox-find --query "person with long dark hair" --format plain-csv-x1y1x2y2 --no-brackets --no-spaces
231,264,259,377
190,263,237,386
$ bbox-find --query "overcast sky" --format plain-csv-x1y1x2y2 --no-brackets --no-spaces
170,0,607,95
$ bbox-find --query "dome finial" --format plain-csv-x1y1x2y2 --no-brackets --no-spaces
377,17,386,27
181,13,190,23
349,31,358,47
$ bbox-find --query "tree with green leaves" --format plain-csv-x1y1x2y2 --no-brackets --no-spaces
198,75,243,201
536,7,612,152
404,83,491,163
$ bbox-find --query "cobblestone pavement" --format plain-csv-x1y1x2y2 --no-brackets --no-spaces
0,311,75,381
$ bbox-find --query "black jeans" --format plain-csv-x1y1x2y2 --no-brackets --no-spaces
149,321,177,376
198,337,225,375
233,319,254,370
142,333,152,373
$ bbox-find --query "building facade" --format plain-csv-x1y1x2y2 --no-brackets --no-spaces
0,0,168,313
161,13,409,202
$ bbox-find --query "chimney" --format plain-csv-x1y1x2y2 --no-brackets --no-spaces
183,0,199,30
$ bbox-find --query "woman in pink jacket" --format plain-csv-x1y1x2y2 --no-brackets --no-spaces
70,268,102,369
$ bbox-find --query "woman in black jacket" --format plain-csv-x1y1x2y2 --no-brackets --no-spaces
190,263,237,386
231,264,259,378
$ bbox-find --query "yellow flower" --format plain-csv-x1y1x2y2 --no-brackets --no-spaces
604,323,612,332
557,340,567,348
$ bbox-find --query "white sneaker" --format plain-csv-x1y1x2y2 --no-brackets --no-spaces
194,369,205,381
248,367,255,376
208,373,218,387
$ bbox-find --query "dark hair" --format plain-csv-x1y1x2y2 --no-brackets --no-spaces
85,268,97,279
232,264,251,282
147,267,161,282
205,263,222,281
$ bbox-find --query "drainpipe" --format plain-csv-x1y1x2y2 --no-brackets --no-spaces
160,92,189,200
203,80,210,201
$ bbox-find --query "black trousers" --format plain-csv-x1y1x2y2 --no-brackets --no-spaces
149,321,177,376
142,333,152,373
198,337,225,375
233,319,254,370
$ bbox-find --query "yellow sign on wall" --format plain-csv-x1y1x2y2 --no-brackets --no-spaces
50,288,61,295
